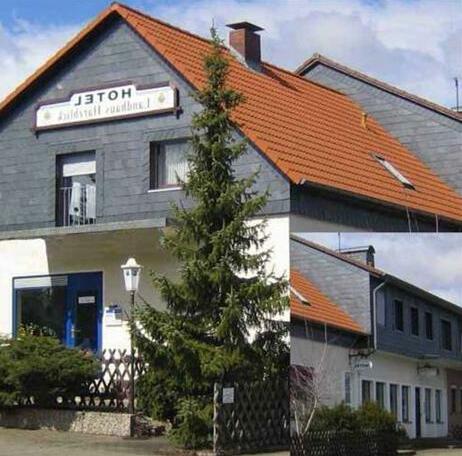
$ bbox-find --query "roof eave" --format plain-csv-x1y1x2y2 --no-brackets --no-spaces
295,180,462,228
290,312,369,336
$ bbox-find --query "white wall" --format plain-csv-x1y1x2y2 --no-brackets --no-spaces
291,334,448,439
360,352,448,439
291,334,352,407
0,215,290,347
0,239,49,337
253,215,290,322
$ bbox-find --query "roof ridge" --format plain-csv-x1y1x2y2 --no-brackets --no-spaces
116,3,351,101
261,61,347,98
112,2,214,46
290,235,462,311
290,234,384,276
296,53,462,123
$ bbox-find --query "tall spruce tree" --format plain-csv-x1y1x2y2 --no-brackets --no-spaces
135,28,288,447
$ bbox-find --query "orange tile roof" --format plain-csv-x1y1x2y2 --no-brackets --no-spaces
1,3,461,224
291,269,366,334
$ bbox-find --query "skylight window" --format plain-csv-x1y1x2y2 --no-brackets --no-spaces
373,154,415,190
290,286,310,306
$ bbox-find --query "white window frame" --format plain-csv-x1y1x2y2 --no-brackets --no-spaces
401,385,410,423
424,388,432,423
343,371,352,405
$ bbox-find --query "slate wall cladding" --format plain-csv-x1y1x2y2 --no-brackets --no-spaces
375,278,462,361
0,18,289,231
290,186,459,232
290,238,372,333
304,65,462,195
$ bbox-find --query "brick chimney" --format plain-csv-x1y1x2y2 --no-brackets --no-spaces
227,22,264,68
339,246,376,267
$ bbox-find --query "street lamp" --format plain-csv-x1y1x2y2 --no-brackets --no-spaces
121,257,142,415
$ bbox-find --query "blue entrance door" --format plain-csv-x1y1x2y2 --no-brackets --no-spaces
14,272,102,352
66,272,103,352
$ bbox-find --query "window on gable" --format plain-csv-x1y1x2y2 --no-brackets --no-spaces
410,307,419,336
373,154,415,190
149,139,189,190
394,300,404,332
425,312,433,340
441,319,453,351
57,151,96,227
376,288,386,327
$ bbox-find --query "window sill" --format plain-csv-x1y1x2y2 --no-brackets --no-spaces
148,187,182,193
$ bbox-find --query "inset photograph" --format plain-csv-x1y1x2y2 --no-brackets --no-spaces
290,233,462,453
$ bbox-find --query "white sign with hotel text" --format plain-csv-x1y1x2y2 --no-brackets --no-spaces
36,84,176,129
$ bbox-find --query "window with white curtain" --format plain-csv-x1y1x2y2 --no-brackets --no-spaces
150,139,189,189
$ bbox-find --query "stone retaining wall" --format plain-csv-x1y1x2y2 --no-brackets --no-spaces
0,408,133,437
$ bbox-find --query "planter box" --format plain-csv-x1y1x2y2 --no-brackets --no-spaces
0,408,133,437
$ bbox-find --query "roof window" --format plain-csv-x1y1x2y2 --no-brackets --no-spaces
290,286,310,306
373,154,415,190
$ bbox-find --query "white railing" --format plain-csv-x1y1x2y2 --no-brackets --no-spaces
59,184,96,227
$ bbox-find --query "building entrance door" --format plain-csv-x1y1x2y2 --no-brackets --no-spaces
14,272,102,352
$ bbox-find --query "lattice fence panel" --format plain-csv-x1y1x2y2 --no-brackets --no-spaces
213,379,290,455
291,430,399,456
20,349,146,412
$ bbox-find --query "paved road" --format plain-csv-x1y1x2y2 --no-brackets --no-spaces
0,428,175,456
0,428,290,456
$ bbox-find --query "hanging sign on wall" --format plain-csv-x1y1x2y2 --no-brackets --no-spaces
35,82,177,130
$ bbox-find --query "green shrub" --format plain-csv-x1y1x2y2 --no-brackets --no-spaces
310,403,360,431
311,402,406,438
0,328,99,408
357,401,399,432
169,398,213,449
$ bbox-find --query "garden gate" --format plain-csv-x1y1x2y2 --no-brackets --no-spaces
213,379,290,455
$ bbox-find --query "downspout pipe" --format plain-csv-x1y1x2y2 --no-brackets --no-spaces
372,280,387,350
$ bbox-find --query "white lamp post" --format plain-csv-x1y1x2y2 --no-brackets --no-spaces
121,257,142,415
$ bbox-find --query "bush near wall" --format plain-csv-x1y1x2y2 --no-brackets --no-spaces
0,327,99,408
311,402,405,435
291,403,406,456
